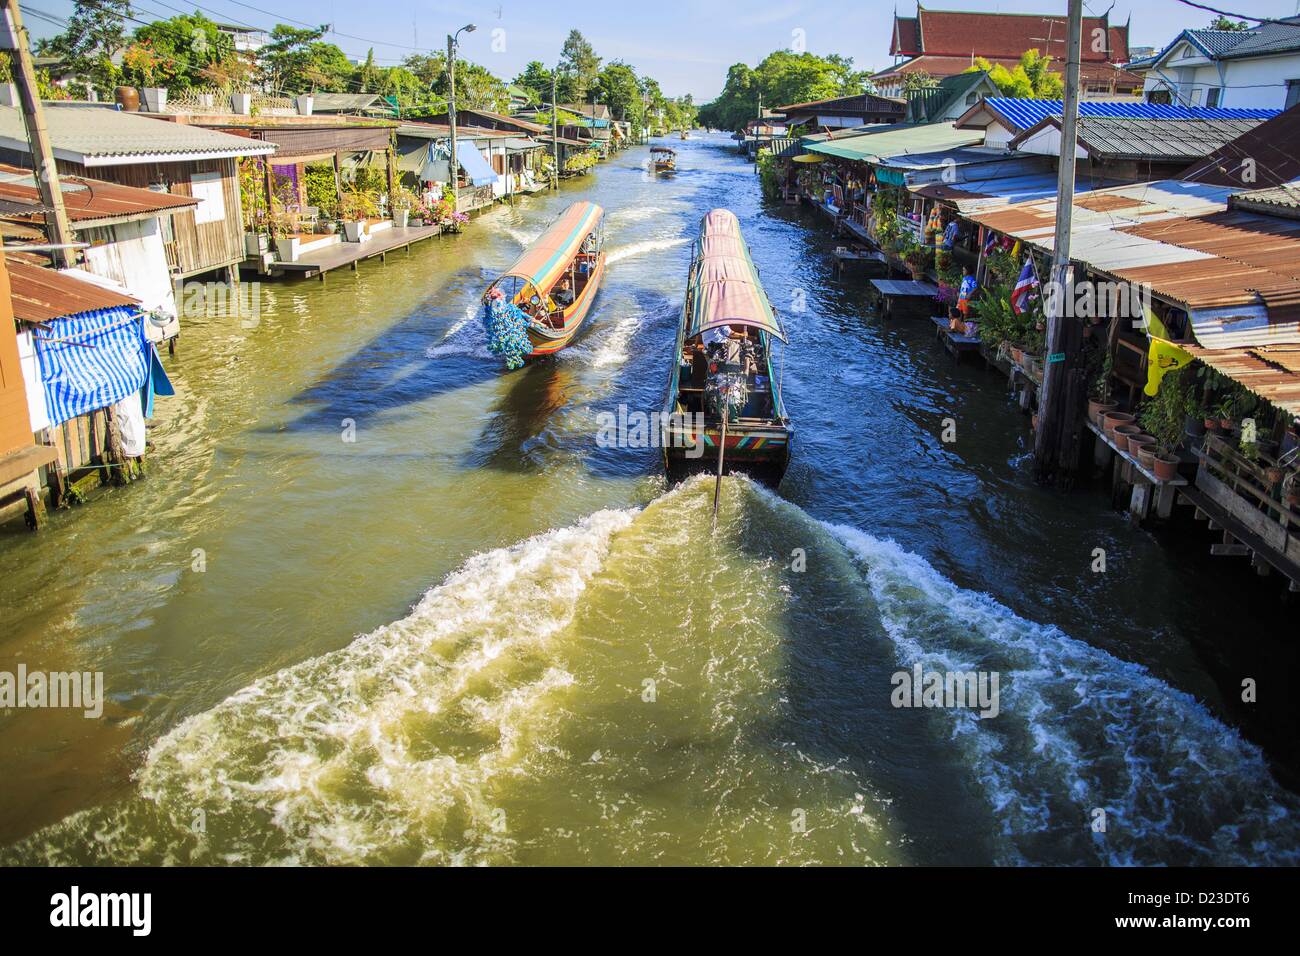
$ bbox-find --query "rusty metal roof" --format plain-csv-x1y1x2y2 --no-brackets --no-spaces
1183,343,1300,416
6,259,139,323
0,163,197,226
1180,103,1300,188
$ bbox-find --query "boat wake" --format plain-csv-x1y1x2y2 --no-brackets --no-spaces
606,237,688,265
6,480,1296,865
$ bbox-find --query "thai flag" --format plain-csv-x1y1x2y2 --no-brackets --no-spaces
982,230,997,255
1011,258,1040,314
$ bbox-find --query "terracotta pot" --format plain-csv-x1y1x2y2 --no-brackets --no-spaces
1137,446,1157,471
1114,424,1141,452
1102,411,1135,439
1088,398,1116,427
1219,417,1235,432
1153,454,1180,482
1265,466,1284,487
1204,417,1221,433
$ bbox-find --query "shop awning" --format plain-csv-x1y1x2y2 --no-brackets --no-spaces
454,143,498,186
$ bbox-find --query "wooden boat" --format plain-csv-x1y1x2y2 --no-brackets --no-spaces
679,130,688,141
651,146,677,174
482,201,606,362
661,209,791,485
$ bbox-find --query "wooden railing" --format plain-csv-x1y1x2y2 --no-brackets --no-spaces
1195,432,1300,561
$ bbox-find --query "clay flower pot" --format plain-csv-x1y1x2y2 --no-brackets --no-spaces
1138,445,1157,471
1114,424,1141,452
1204,417,1221,433
1103,411,1135,440
1153,453,1180,482
1089,398,1117,427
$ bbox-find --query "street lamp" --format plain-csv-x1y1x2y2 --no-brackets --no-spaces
447,23,476,212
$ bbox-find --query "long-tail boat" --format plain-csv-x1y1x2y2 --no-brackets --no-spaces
650,146,677,174
661,209,791,485
481,201,606,365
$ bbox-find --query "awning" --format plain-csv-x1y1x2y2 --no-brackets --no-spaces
499,138,543,152
454,143,498,186
31,306,148,426
491,201,603,294
804,122,984,162
685,209,785,342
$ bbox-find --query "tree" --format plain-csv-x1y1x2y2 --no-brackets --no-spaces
901,70,935,93
598,61,644,130
260,24,352,94
514,61,554,104
968,51,1063,99
697,50,871,132
40,0,131,95
1208,16,1249,31
121,13,241,92
559,29,601,103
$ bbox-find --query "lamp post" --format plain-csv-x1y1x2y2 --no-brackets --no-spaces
446,22,476,212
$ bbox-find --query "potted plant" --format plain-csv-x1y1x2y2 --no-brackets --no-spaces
902,241,931,280
1088,350,1117,426
391,186,417,228
270,204,302,263
340,187,378,242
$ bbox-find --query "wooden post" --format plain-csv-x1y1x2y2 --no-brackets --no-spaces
385,145,395,211
1033,0,1084,485
332,152,344,209
1,0,76,267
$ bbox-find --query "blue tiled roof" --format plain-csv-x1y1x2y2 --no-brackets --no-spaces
985,98,1281,132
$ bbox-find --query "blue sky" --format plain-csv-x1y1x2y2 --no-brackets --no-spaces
25,0,1300,100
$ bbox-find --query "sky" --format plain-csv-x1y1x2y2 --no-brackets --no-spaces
24,0,1300,100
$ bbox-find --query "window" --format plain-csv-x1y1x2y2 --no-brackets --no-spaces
1287,79,1300,109
1147,88,1172,105
1204,87,1221,108
189,171,225,225
965,92,979,105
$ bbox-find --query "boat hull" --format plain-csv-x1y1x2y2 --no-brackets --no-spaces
525,252,606,357
661,420,792,487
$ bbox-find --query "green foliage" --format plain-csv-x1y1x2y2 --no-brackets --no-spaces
756,148,781,200
38,0,131,95
121,13,241,92
901,70,936,93
560,30,602,102
1208,16,1249,31
238,157,268,231
1138,366,1192,453
304,165,338,218
968,50,1064,99
697,50,872,131
564,149,598,175
513,61,553,104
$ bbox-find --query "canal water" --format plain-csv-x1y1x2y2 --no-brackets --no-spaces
2,133,1297,865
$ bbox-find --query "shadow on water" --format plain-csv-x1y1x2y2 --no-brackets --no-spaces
262,268,499,434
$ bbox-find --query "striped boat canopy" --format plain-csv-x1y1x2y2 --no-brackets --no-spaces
32,306,147,426
493,201,603,295
685,209,785,342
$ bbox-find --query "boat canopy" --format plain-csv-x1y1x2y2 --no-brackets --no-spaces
684,209,785,342
492,201,603,295
652,146,677,155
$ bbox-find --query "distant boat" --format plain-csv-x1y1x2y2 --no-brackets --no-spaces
661,209,791,485
679,130,688,140
651,146,677,174
481,201,606,364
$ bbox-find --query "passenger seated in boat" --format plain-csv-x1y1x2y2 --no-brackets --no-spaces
553,278,575,308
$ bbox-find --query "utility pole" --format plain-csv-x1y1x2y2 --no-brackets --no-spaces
551,70,559,190
1,0,75,267
1033,0,1083,483
446,23,475,214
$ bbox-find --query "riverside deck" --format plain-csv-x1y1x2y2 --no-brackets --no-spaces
261,224,446,281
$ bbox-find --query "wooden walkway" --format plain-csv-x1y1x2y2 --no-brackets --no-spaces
269,224,446,280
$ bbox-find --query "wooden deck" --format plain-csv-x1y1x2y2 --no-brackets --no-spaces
929,316,981,359
263,224,446,280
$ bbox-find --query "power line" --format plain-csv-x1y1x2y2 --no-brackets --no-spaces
1169,0,1296,25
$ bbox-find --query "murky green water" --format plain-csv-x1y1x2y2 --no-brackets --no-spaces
2,135,1297,865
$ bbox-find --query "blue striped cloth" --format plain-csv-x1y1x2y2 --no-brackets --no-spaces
33,307,148,427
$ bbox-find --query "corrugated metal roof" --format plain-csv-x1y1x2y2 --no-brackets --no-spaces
1231,186,1300,216
804,122,984,160
1218,16,1300,59
912,171,1121,212
964,178,1300,348
310,93,383,112
1182,343,1300,416
1181,106,1300,188
1023,116,1267,162
0,106,276,165
767,137,801,159
0,162,196,225
7,259,139,323
972,97,1279,133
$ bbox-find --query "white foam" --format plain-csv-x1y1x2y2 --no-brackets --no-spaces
606,237,688,265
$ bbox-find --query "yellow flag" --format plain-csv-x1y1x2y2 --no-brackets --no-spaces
1143,301,1170,340
1010,240,1021,258
1145,337,1194,397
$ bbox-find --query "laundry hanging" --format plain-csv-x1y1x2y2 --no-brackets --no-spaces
32,306,148,426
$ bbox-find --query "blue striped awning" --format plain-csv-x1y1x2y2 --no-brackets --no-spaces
33,306,148,426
